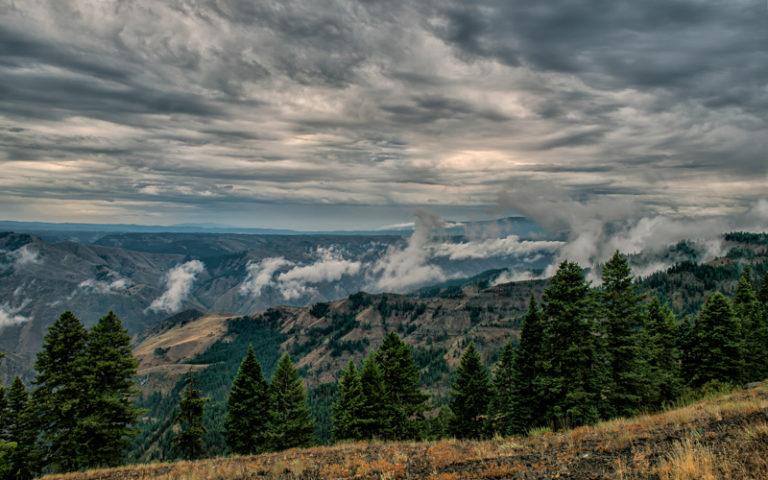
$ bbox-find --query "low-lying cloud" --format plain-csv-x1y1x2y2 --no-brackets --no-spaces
368,208,448,292
148,260,205,313
78,278,131,294
0,301,31,328
434,236,565,260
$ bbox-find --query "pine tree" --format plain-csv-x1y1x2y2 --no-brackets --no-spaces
173,372,210,460
487,340,515,436
4,377,34,480
733,266,765,382
758,271,768,306
31,311,89,472
510,293,546,434
268,354,314,451
687,293,744,388
224,345,271,454
332,359,366,442
79,311,142,468
449,342,491,439
642,299,682,408
374,332,430,440
599,251,647,417
538,260,604,429
358,353,387,439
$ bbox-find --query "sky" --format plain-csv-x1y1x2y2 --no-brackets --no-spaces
1,0,766,231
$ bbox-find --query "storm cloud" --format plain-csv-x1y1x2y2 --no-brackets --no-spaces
1,0,766,229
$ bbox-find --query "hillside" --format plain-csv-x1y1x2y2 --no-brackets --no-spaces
40,381,768,479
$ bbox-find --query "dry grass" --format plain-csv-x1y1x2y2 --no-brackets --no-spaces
39,382,768,480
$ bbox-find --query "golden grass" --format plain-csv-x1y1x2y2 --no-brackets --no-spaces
38,382,768,480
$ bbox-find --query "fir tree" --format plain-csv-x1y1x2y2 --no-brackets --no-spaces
31,311,89,472
733,266,765,382
449,342,491,439
538,260,604,429
224,345,270,454
4,377,34,480
358,354,387,439
173,372,210,460
487,340,515,436
79,311,142,468
758,271,768,306
374,332,430,440
331,359,366,442
268,354,314,451
599,251,647,417
510,293,546,434
642,299,682,408
687,293,744,388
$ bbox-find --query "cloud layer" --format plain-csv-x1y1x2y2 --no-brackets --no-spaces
1,1,766,229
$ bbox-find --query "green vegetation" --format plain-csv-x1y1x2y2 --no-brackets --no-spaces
173,373,209,460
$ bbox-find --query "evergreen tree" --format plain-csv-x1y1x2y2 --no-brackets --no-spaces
758,271,768,306
642,299,682,408
223,345,271,454
358,353,387,439
599,251,647,417
538,260,604,429
173,372,210,460
374,332,430,440
3,377,34,480
487,340,515,436
733,266,765,382
510,294,546,434
31,311,89,472
686,293,744,388
331,359,366,442
449,343,491,439
79,311,142,468
268,354,314,451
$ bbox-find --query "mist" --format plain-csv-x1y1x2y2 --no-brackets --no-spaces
148,260,205,313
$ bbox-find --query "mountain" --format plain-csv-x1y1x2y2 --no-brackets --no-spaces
0,224,564,382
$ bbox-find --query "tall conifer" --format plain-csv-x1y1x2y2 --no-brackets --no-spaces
510,293,546,434
487,340,515,436
448,343,490,439
4,377,34,480
358,354,387,439
224,345,270,454
331,359,366,441
539,260,604,429
599,251,647,417
173,372,210,460
268,354,314,451
733,266,765,382
32,311,89,472
79,311,142,468
642,299,682,407
374,333,429,440
687,293,744,388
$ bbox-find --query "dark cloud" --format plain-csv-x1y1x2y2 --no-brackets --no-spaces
0,0,765,229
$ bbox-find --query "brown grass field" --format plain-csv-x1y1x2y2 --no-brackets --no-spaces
40,382,768,479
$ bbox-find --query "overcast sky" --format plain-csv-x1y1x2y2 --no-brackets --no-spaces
1,0,766,230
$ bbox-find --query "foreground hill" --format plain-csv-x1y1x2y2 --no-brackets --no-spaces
40,381,768,479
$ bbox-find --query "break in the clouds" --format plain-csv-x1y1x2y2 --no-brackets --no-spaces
1,0,767,229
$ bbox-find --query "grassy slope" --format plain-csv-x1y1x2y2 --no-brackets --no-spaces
41,382,768,480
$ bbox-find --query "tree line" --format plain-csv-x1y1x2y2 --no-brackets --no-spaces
2,251,767,472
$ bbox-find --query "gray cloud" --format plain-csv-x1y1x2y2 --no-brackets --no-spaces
1,0,766,229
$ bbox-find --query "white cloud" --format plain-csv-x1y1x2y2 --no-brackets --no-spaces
239,257,292,298
11,245,42,267
0,302,31,328
434,236,565,260
277,248,361,300
78,278,131,294
368,208,447,292
148,260,205,313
